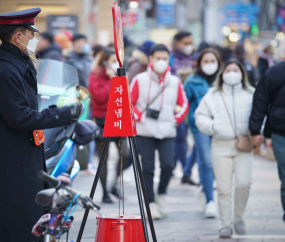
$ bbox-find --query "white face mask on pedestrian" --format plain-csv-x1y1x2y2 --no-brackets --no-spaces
222,71,242,86
110,62,120,71
182,44,194,56
20,33,38,56
202,63,218,75
153,60,168,74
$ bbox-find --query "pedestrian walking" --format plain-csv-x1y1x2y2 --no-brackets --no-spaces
257,45,274,78
249,60,285,223
65,34,92,88
195,58,255,238
88,48,129,203
130,44,188,219
171,32,195,178
183,48,222,217
235,44,259,87
0,8,82,241
36,32,62,61
127,40,155,83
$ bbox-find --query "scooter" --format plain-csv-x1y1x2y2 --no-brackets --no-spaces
36,59,97,180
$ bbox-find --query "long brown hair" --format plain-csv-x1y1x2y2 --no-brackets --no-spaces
216,58,250,91
91,48,115,72
195,48,222,73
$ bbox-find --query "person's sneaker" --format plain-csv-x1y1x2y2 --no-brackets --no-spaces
219,227,233,238
102,194,113,204
86,163,97,175
148,202,162,220
181,175,198,186
155,194,170,217
234,220,246,235
204,201,216,218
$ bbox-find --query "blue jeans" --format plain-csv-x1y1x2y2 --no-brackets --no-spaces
88,140,96,164
272,133,285,221
175,122,188,168
184,144,197,177
184,132,214,203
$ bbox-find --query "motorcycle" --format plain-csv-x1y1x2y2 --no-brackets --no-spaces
33,171,102,242
36,59,98,180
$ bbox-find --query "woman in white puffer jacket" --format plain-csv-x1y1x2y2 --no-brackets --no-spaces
195,58,255,238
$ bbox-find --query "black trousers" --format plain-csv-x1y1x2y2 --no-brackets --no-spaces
136,136,175,203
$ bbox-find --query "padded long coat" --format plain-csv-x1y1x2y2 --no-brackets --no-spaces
0,42,72,242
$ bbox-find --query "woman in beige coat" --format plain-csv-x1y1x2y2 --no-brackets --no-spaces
195,58,255,238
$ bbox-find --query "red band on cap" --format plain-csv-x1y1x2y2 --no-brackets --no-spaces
0,17,34,25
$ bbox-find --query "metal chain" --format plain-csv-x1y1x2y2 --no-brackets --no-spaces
118,138,125,219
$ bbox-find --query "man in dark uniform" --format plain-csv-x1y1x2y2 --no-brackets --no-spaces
0,8,82,241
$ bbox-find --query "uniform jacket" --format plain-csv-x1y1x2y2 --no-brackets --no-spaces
183,74,210,132
249,61,285,137
130,65,189,139
0,42,71,242
65,51,92,88
195,83,254,140
88,67,112,119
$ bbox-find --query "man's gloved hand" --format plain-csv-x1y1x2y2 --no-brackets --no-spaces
69,103,84,121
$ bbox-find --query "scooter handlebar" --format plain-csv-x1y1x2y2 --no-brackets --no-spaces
38,171,61,188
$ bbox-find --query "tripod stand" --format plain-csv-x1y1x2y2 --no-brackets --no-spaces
76,72,157,242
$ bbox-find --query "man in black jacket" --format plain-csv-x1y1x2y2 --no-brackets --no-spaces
0,8,82,241
249,61,285,222
37,32,62,61
65,34,92,88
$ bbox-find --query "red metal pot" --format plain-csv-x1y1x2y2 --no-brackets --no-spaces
95,215,145,242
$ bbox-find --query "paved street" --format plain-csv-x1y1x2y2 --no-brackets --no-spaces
69,142,285,242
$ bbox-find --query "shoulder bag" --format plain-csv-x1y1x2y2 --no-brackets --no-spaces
220,93,254,152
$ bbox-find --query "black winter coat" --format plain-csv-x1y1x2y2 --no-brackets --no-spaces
65,51,91,88
37,42,62,61
0,42,72,242
249,61,285,137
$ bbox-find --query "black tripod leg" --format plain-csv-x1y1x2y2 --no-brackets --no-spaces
76,137,111,242
130,137,157,242
128,137,149,242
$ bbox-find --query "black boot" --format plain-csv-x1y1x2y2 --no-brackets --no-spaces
181,175,197,186
110,186,121,199
102,193,113,203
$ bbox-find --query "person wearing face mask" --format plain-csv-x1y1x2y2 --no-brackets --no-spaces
195,58,255,238
88,48,129,203
183,48,221,218
170,32,195,181
130,44,189,219
65,33,92,88
171,31,195,80
0,8,82,241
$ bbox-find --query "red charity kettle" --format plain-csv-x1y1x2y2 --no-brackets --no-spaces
95,214,145,242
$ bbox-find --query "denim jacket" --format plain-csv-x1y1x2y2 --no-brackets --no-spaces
184,74,210,132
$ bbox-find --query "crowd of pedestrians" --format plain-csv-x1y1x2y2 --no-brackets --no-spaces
35,30,285,238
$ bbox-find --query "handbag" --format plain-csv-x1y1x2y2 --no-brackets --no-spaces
220,93,254,152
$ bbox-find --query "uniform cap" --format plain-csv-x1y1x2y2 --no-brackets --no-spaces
0,8,41,33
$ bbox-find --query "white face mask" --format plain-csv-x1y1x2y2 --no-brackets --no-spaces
182,44,194,56
202,63,218,76
153,60,168,74
223,71,242,86
110,62,119,71
20,33,38,55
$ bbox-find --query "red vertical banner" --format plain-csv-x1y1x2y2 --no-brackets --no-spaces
103,2,137,137
103,76,137,137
